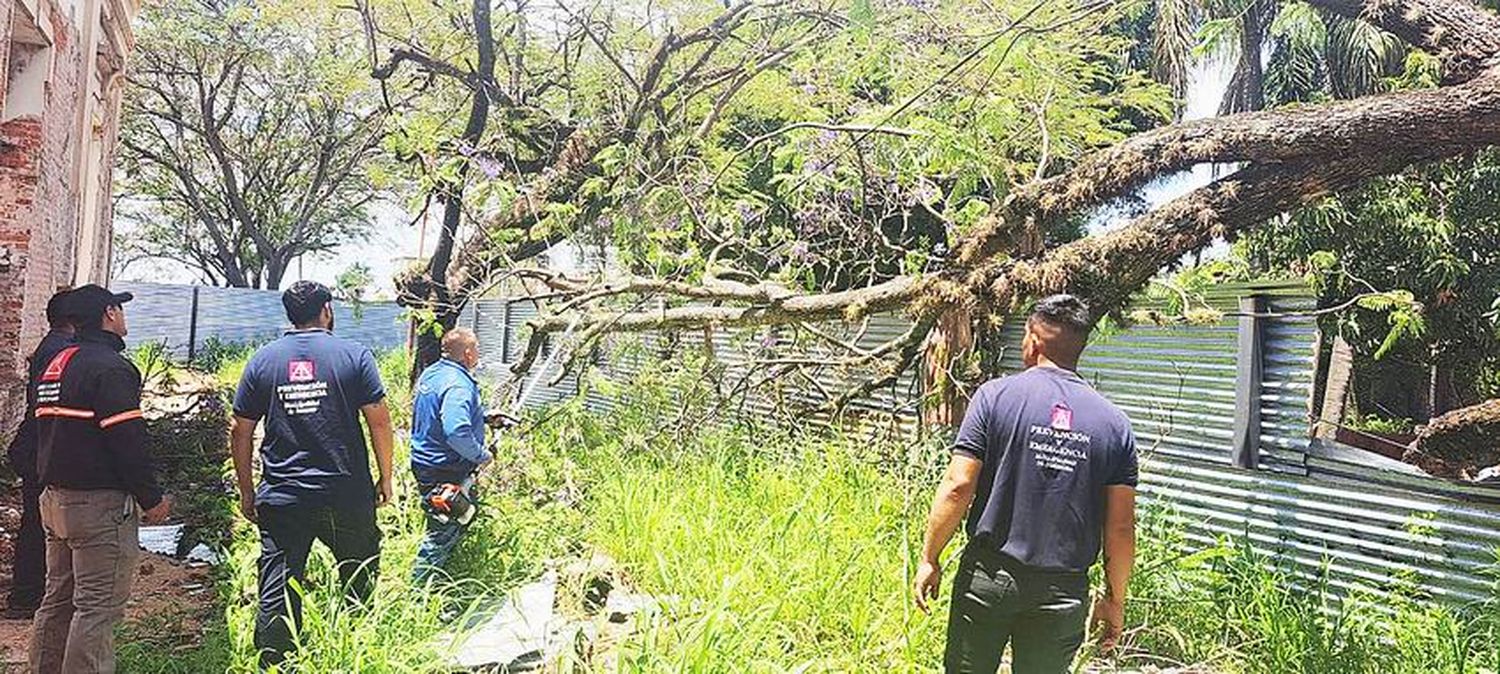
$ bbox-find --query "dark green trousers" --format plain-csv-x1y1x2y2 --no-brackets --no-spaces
944,545,1088,674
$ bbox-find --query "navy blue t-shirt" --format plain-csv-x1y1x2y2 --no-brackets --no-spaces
233,329,386,506
954,366,1138,574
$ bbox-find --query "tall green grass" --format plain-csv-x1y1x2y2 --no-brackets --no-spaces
1117,505,1500,674
122,354,1500,673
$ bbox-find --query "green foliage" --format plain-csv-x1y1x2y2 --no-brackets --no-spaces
1119,505,1500,674
377,348,414,431
130,340,181,391
1240,151,1500,411
1345,413,1416,436
1144,0,1411,115
196,336,260,385
336,263,376,320
370,0,1172,296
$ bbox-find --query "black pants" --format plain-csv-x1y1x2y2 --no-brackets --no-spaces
254,500,381,669
944,545,1088,674
6,481,45,611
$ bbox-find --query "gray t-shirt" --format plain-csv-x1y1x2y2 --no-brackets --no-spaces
954,366,1138,574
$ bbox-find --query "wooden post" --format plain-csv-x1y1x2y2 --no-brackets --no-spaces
1232,295,1267,469
499,300,512,364
186,286,201,364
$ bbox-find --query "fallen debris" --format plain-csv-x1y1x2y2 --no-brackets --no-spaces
139,524,185,556
443,572,560,670
604,592,664,624
185,543,221,566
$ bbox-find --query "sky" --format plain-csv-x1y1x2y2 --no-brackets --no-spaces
114,52,1236,298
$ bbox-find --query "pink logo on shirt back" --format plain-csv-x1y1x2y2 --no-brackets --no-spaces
288,360,316,382
1050,404,1073,431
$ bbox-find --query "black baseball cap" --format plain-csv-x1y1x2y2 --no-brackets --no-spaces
65,284,133,325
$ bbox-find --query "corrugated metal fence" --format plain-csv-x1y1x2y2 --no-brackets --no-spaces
119,282,408,357
460,297,923,436
462,283,1500,606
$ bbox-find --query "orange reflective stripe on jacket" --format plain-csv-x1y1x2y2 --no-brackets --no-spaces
98,410,143,429
35,406,96,420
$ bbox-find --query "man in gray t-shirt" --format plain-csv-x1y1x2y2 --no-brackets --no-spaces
914,294,1138,674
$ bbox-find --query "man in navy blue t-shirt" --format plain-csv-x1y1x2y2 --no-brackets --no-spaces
230,281,396,669
914,294,1138,674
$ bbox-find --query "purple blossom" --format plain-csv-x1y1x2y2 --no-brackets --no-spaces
456,142,477,158
801,82,818,97
476,155,503,180
736,202,759,225
815,129,838,147
910,181,940,205
789,241,810,261
760,331,778,349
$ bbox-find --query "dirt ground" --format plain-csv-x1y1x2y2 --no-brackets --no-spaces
0,486,218,672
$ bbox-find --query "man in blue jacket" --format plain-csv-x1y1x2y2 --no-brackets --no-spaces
409,328,492,584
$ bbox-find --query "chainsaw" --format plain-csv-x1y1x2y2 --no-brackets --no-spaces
420,411,520,526
423,315,580,526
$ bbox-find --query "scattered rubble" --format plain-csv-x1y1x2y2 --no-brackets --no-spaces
139,524,186,556
434,549,675,671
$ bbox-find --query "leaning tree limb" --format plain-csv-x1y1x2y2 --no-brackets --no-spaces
440,0,1500,419
958,69,1500,265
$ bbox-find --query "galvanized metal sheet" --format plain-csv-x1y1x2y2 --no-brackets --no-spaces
465,284,1500,605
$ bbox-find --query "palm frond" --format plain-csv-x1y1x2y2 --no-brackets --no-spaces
1152,0,1202,108
1216,0,1276,114
1265,1,1328,105
1324,12,1407,99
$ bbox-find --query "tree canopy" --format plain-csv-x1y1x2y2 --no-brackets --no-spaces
354,0,1500,462
116,0,388,289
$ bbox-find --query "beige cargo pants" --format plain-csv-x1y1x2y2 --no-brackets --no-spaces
29,488,139,674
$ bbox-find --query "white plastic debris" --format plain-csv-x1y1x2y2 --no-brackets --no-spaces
604,592,662,623
185,543,220,565
137,525,184,556
446,572,558,669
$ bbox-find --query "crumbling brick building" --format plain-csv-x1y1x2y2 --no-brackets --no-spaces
0,0,137,439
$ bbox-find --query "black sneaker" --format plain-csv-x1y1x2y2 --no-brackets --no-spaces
2,604,37,620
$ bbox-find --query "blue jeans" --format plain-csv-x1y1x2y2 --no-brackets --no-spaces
411,498,467,586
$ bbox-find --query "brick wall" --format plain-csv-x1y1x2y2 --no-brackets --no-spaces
0,0,12,107
0,0,132,443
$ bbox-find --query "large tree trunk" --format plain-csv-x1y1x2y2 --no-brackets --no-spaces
407,0,494,381
497,0,1500,426
1406,398,1500,480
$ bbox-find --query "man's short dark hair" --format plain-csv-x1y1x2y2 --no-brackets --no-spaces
46,289,74,329
1030,294,1092,336
283,281,333,327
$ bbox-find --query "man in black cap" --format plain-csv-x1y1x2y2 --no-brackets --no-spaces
230,280,395,669
29,284,171,673
4,289,77,620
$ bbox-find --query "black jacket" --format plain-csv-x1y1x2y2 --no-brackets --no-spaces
33,330,162,509
5,329,76,483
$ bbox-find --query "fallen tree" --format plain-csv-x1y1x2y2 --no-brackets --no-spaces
384,0,1500,447
515,0,1500,365
1406,399,1500,481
